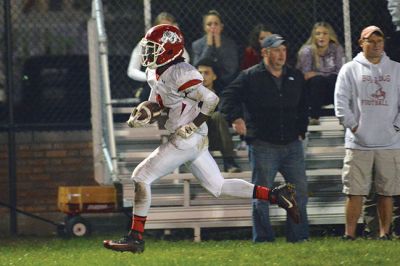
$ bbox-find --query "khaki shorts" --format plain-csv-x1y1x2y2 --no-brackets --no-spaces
342,149,400,196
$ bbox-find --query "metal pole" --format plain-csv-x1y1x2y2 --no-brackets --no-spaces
93,0,118,182
4,0,17,235
144,0,152,32
342,0,352,62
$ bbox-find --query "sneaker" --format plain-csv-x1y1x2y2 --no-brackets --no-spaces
379,233,392,240
103,232,145,253
341,234,355,241
270,183,300,224
309,118,320,125
223,158,242,173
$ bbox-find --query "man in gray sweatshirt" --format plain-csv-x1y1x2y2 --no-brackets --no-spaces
334,25,400,240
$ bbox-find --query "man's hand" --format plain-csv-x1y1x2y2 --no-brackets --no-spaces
176,122,198,138
232,118,247,136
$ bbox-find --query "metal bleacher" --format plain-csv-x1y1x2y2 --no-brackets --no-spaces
113,106,346,241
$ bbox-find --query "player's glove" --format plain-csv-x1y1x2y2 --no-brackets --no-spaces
126,107,148,128
176,122,198,138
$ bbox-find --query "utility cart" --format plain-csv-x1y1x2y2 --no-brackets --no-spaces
57,186,118,237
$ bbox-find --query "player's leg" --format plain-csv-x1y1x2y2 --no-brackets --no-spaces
104,139,200,253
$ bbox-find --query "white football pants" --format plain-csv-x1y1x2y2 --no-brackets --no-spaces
131,132,254,216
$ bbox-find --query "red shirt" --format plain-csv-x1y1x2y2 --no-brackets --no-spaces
240,47,262,70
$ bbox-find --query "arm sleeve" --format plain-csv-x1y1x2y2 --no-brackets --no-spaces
393,64,400,127
127,44,147,82
219,72,246,123
192,44,215,66
215,38,239,84
196,85,220,116
335,45,345,73
297,46,313,74
178,81,219,116
334,65,358,129
182,48,191,63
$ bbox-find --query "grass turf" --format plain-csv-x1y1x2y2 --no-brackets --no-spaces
0,235,399,266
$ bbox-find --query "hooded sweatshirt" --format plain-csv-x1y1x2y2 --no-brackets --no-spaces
334,52,400,149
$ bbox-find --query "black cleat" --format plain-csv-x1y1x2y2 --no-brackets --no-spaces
270,183,300,224
103,233,145,253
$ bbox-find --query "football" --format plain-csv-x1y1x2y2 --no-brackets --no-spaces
136,100,162,124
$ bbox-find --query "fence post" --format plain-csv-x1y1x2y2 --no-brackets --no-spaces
4,0,17,235
144,0,152,32
342,0,352,62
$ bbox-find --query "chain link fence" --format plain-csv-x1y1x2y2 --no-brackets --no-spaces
0,0,398,129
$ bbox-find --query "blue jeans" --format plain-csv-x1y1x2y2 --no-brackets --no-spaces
249,139,309,242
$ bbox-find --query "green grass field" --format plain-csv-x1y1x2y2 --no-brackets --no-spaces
1,234,399,266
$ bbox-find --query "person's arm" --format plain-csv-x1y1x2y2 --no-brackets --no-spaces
393,64,400,130
215,37,239,84
388,0,400,31
127,44,147,82
297,46,317,80
176,84,219,138
334,65,358,131
182,48,190,63
335,45,345,74
220,72,246,135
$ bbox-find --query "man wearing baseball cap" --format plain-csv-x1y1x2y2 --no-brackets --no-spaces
335,25,400,240
221,34,309,243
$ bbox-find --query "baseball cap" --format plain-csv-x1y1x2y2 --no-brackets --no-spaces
359,25,384,40
262,34,285,48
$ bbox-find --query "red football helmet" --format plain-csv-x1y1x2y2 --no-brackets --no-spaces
140,24,184,69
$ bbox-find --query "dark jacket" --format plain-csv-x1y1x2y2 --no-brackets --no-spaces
192,35,239,86
220,61,308,145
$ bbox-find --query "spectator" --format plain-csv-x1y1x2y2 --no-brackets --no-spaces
241,23,273,70
388,0,400,31
297,22,344,125
196,57,241,173
127,12,190,101
334,26,400,240
221,34,309,242
192,10,239,87
387,0,400,62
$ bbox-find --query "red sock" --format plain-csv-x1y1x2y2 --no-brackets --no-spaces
253,185,272,202
131,215,147,239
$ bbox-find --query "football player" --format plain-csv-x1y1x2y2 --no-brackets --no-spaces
103,24,300,253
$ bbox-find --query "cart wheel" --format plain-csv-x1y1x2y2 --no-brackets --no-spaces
65,216,91,237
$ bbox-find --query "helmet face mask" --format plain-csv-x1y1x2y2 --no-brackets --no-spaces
140,24,184,69
140,39,165,69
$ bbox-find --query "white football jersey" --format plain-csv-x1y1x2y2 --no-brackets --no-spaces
146,62,212,135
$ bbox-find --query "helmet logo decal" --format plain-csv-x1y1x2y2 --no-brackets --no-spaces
161,30,181,44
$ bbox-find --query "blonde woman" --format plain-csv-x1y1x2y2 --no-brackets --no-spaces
297,22,344,125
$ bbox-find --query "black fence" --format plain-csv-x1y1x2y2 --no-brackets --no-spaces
0,0,399,130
